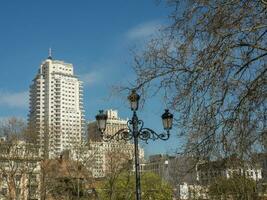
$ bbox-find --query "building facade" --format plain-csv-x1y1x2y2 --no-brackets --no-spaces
87,109,144,178
140,154,201,200
196,158,263,185
88,141,140,178
88,109,128,142
28,54,84,158
140,154,173,180
254,153,267,182
0,139,41,200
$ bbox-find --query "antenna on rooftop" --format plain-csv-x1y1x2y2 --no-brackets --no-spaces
47,48,53,60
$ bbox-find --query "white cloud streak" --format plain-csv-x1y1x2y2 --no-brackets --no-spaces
126,20,162,40
79,71,102,87
0,91,28,108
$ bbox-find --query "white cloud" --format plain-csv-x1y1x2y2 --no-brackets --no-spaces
126,20,162,40
79,71,102,87
0,91,28,108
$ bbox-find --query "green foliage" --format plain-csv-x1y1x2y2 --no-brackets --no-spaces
141,173,173,200
209,175,259,200
98,172,173,200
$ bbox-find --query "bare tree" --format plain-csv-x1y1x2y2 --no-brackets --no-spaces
98,149,173,200
127,0,267,160
99,147,133,200
40,141,101,200
0,118,40,200
65,141,98,199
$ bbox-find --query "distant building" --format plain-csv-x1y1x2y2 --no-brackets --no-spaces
87,109,144,178
254,153,267,181
141,154,201,199
87,141,142,178
141,154,174,180
140,154,266,199
197,156,263,185
28,52,85,158
141,154,198,185
0,139,41,200
178,182,208,200
88,109,128,142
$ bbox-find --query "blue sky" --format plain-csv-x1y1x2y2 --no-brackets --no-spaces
0,0,180,156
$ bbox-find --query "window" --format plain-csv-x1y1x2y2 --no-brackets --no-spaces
16,175,21,182
1,188,7,195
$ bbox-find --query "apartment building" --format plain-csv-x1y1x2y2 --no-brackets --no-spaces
197,157,263,185
28,53,84,158
87,109,144,178
0,139,41,200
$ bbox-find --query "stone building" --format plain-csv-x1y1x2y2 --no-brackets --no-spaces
0,139,41,200
87,109,144,178
197,157,263,185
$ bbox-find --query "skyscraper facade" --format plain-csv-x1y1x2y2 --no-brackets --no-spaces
28,54,84,158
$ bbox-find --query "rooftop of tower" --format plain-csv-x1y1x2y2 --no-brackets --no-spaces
47,48,53,60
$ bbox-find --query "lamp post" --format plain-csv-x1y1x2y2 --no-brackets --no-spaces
95,89,173,200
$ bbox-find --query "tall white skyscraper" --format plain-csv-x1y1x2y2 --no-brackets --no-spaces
28,52,84,158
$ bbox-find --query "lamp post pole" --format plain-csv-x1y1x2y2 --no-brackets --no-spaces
132,111,141,200
95,90,173,200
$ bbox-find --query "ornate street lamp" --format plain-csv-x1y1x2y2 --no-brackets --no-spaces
128,89,140,111
95,89,173,200
95,110,107,133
